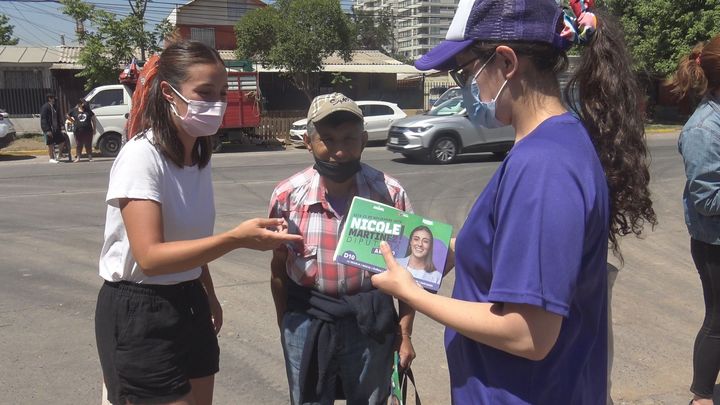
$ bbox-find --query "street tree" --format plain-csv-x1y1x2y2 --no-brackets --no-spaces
0,14,19,46
60,0,172,90
606,0,720,76
352,7,394,54
235,0,354,101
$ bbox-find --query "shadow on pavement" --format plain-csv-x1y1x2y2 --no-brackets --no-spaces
0,154,36,162
214,143,287,154
392,153,505,166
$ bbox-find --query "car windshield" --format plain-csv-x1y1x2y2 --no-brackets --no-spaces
431,87,462,109
427,97,465,116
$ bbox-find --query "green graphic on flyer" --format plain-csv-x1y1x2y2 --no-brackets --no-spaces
334,196,452,292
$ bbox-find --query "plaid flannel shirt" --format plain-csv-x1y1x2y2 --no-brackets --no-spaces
269,164,412,297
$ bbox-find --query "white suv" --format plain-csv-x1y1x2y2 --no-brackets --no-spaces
288,100,407,145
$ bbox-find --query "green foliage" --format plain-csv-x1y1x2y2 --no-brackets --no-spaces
331,72,352,88
352,7,394,54
60,0,170,90
235,0,354,100
0,14,18,45
606,0,720,76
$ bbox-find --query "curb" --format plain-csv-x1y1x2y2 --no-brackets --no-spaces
1,150,46,156
646,128,681,134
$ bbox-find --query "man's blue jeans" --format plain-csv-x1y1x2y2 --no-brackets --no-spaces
281,310,394,405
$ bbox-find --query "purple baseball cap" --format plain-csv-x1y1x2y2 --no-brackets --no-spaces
415,0,567,71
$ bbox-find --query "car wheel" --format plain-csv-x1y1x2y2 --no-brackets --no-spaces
98,133,122,157
429,136,458,164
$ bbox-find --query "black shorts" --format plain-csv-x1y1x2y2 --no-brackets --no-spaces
95,279,219,405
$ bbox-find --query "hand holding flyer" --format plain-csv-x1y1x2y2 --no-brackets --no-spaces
334,197,453,292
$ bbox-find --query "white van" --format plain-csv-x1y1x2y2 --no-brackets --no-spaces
66,84,132,157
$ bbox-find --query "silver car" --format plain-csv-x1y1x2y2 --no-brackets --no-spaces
0,109,16,150
386,97,514,164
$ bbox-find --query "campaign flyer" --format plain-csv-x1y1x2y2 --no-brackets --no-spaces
333,196,452,292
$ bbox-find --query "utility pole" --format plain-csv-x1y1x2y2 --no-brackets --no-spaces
75,17,85,45
128,0,149,61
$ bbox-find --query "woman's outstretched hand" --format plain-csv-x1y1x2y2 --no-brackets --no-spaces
230,218,303,251
371,241,423,303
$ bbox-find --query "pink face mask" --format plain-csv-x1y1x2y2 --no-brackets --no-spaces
169,85,227,137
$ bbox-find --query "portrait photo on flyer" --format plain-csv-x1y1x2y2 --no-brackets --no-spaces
334,196,452,292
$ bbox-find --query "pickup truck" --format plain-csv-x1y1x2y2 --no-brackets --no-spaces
67,69,261,156
66,84,131,157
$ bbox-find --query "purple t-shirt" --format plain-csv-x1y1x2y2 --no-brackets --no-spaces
446,113,609,404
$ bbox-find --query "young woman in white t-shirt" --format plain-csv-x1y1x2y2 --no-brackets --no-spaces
95,41,302,405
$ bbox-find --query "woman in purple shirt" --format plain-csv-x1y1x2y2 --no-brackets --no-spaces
372,0,657,403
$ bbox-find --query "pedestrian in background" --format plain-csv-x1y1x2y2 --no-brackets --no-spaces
67,98,95,162
672,34,720,405
372,0,656,403
40,94,70,163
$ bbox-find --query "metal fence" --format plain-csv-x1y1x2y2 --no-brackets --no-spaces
0,88,52,115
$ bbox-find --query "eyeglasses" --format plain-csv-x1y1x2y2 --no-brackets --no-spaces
449,52,496,88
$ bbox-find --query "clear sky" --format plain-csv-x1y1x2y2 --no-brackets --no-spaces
0,0,179,47
0,0,357,48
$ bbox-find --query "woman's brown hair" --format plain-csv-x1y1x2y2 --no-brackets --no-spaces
472,8,657,258
131,40,224,168
668,35,720,100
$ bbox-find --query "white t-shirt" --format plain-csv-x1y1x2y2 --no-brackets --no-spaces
98,132,215,285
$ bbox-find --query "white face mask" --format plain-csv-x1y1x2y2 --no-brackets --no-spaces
461,53,508,129
169,85,227,137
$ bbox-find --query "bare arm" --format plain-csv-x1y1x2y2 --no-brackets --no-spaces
199,264,217,296
270,247,289,328
373,242,562,361
199,264,223,334
120,199,303,276
396,301,416,368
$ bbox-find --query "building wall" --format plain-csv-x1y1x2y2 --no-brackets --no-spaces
175,0,264,26
355,0,458,60
259,72,405,111
177,25,238,50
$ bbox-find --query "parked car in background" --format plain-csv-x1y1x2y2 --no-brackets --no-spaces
0,109,17,149
288,100,407,146
386,97,515,164
429,87,461,111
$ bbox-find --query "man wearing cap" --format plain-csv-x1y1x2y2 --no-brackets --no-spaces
268,93,416,404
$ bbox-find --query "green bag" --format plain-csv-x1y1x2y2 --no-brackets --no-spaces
389,352,421,405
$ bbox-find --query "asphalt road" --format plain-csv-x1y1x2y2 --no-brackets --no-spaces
0,132,703,404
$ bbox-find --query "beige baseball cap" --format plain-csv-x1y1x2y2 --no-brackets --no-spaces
307,92,363,123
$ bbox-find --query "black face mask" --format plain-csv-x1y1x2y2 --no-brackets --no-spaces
313,157,361,183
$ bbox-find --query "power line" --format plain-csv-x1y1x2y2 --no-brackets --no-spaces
3,4,62,46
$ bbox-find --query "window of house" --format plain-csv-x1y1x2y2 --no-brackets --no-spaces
191,27,216,48
88,89,124,109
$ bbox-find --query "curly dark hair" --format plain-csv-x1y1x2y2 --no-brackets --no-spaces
471,9,657,258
